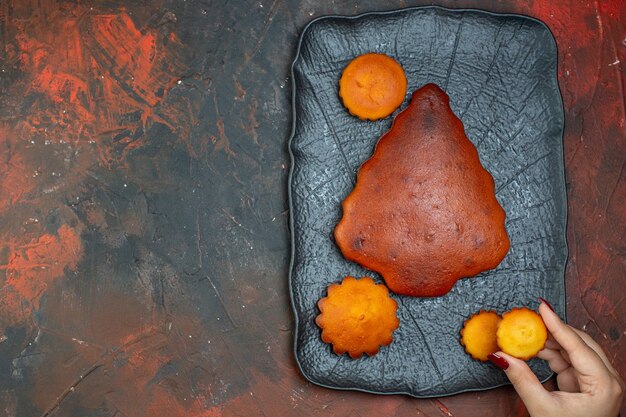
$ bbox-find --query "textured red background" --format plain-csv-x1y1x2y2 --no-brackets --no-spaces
0,0,623,416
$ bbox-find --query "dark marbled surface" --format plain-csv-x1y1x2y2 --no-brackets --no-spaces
0,0,623,416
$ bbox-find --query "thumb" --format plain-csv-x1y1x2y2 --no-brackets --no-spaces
489,352,552,413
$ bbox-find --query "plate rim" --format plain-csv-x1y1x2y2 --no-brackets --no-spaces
286,5,568,398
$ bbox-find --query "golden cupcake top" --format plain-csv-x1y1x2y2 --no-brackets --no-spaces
315,276,399,358
460,310,502,362
339,53,407,121
496,307,547,360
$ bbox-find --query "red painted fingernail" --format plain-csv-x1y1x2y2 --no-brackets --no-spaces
538,297,555,312
488,353,509,370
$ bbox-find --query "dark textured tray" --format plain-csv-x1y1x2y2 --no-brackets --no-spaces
288,6,567,397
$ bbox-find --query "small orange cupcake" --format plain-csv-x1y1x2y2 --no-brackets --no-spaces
496,307,548,360
315,276,399,358
460,310,501,361
339,53,407,120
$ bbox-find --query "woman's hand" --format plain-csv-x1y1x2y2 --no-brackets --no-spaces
488,300,624,417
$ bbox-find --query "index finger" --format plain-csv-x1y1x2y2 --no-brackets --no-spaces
538,303,610,378
544,334,561,351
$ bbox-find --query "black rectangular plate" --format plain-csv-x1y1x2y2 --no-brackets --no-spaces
288,6,567,397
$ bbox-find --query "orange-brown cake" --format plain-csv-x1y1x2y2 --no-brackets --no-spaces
334,83,510,297
496,307,547,360
339,53,407,121
315,276,399,358
460,310,502,362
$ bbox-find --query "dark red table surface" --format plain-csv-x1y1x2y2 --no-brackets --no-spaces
0,0,623,416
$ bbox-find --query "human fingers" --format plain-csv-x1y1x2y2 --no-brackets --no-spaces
539,334,571,367
555,367,581,393
544,334,561,350
537,347,570,373
536,348,583,393
488,351,552,415
538,302,610,378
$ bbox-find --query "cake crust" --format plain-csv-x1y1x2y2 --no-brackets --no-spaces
334,84,510,297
